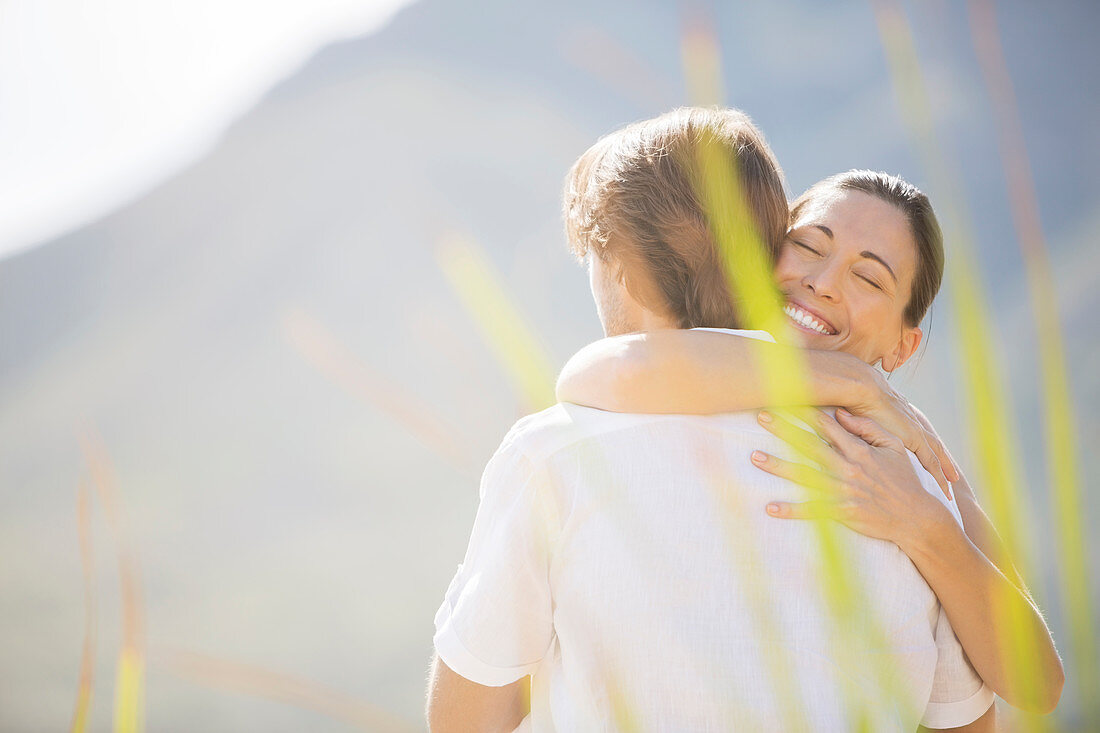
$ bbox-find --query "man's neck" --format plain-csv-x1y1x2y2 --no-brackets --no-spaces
606,309,679,336
635,309,679,333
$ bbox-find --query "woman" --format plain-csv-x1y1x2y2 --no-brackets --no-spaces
556,170,1064,714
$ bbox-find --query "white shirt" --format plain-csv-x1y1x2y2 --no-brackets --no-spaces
434,330,994,731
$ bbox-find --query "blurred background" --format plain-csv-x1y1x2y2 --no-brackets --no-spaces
1,0,1097,730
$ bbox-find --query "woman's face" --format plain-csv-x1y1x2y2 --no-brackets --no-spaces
773,189,923,370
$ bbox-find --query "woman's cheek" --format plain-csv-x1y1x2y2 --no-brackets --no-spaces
773,249,801,282
856,302,901,363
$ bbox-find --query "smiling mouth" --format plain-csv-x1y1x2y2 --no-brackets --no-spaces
783,303,837,336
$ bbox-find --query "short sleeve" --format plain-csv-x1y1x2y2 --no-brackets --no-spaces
920,606,996,728
433,437,558,687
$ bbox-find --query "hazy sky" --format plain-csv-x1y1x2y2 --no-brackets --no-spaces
0,0,416,261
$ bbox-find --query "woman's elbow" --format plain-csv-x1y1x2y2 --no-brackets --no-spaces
556,338,649,411
1004,658,1064,715
1037,660,1065,715
554,360,608,407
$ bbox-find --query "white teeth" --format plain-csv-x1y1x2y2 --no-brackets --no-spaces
784,304,833,335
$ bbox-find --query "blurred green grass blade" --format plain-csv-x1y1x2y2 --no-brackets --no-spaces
870,0,1053,725
967,0,1097,714
436,232,557,412
113,647,144,733
71,479,96,733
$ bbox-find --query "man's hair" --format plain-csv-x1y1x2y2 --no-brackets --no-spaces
563,107,788,329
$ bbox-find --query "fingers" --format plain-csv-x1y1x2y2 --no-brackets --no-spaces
921,427,957,486
908,401,934,431
916,444,951,500
834,409,903,450
750,450,839,493
909,403,961,483
765,500,836,520
756,410,840,470
837,408,950,499
805,408,877,456
942,443,961,483
921,438,954,499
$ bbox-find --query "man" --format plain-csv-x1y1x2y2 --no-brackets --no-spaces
426,108,994,731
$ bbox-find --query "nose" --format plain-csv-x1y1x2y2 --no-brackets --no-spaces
802,262,841,301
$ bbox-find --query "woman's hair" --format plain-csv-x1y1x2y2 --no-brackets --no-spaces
789,170,944,327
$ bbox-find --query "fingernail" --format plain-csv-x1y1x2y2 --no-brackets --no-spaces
751,450,766,463
758,411,772,424
766,503,780,515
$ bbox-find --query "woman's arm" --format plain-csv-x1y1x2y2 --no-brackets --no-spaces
556,330,957,492
951,475,1027,589
556,330,871,414
902,406,1031,591
755,409,1065,714
904,486,1064,714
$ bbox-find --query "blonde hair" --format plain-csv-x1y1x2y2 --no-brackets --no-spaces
564,107,788,328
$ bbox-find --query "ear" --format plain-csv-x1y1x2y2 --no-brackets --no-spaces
617,258,653,308
882,325,923,372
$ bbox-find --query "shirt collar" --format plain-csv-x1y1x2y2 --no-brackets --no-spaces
689,327,776,343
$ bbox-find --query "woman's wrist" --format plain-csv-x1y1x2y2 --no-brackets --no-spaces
895,496,963,562
807,350,877,409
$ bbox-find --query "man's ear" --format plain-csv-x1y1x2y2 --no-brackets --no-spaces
882,326,923,372
617,259,652,308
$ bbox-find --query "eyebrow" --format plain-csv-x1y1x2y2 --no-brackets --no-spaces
803,224,897,283
860,250,898,283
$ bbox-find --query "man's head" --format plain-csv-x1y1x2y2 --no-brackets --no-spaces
563,107,787,336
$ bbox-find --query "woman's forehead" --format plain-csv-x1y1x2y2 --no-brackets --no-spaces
792,190,918,278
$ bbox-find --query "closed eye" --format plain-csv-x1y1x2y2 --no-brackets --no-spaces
857,274,883,291
792,240,820,256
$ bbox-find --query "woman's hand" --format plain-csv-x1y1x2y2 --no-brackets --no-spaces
750,408,950,548
841,366,959,498
753,408,1067,714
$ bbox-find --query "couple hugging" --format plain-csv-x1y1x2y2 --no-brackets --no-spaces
426,107,1062,731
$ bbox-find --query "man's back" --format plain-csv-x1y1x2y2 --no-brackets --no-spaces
434,402,989,731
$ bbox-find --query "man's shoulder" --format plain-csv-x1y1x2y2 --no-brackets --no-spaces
478,405,590,492
498,402,763,464
497,402,627,463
